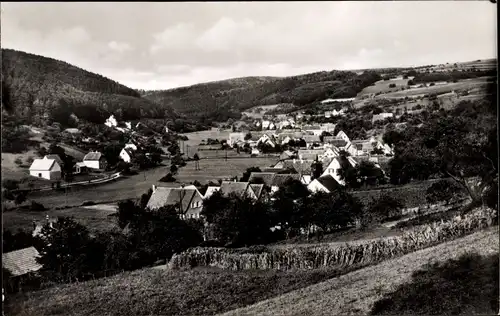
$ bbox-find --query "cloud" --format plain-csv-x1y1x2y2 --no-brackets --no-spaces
1,2,496,90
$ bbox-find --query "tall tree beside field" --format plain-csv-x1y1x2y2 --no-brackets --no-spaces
426,180,463,205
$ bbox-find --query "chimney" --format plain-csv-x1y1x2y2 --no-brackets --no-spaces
152,184,156,192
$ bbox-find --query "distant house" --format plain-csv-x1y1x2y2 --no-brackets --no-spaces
320,97,355,104
307,174,342,193
119,148,135,163
302,135,322,148
256,134,276,148
321,156,358,185
372,112,394,123
302,125,323,136
29,158,62,181
297,149,325,161
300,174,312,185
104,115,118,128
74,162,88,174
325,109,347,118
2,247,43,293
219,181,261,200
279,150,296,161
146,185,204,219
346,140,375,156
228,132,246,147
83,151,107,170
251,148,261,155
324,136,348,149
319,123,337,133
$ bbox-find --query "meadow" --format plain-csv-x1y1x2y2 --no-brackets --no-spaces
177,128,232,156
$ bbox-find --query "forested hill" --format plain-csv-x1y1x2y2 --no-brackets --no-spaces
143,70,382,123
1,49,177,127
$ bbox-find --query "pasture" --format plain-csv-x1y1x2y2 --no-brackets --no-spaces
175,157,278,184
176,128,231,156
242,104,281,119
3,204,119,233
357,76,413,97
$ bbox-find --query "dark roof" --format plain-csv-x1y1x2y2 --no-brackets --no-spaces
2,247,42,277
44,154,64,165
248,172,277,186
220,181,251,197
302,135,321,143
316,175,342,192
146,187,200,211
271,174,301,187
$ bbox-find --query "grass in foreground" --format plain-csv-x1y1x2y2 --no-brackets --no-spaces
220,227,499,316
371,252,499,315
6,267,344,316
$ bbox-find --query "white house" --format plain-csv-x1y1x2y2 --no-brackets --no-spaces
372,112,394,123
124,143,138,151
257,134,276,148
83,151,107,170
29,158,62,181
302,125,323,136
325,108,347,118
203,186,221,199
251,148,261,155
119,148,135,163
228,132,246,146
104,115,118,128
307,174,342,193
321,156,358,185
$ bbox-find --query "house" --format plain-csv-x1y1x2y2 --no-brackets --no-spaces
302,125,323,136
256,134,276,148
336,130,351,143
300,174,312,185
321,156,358,185
269,174,301,193
319,123,337,133
372,112,394,123
248,172,278,187
146,185,204,219
74,162,88,174
124,143,138,151
29,158,62,181
302,135,322,148
325,109,347,118
2,247,43,293
251,148,261,155
203,186,221,199
323,147,340,159
346,140,375,156
298,149,325,161
104,115,118,128
119,147,135,163
249,184,265,199
228,132,246,147
44,154,64,167
219,181,261,200
324,136,349,149
83,151,107,170
279,150,296,161
307,174,342,193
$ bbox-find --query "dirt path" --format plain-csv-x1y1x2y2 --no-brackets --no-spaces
220,227,499,316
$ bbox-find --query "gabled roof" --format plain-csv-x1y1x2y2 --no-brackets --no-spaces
220,181,251,197
204,186,221,199
248,172,277,186
302,135,321,143
29,158,57,171
146,187,198,212
44,154,64,165
249,184,264,198
121,148,135,158
303,125,321,130
83,152,103,161
271,174,301,187
2,247,42,277
316,174,342,192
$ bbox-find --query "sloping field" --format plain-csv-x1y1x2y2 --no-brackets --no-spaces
220,227,499,316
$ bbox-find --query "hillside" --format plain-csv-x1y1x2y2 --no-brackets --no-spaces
143,70,382,123
5,227,497,316
1,49,177,126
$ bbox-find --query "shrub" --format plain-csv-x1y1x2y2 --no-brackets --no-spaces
389,83,396,88
170,207,496,271
14,157,23,166
30,201,45,211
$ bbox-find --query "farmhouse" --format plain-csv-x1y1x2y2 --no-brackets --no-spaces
83,151,107,170
228,132,246,147
307,174,342,193
372,112,394,123
2,247,43,293
29,158,62,181
322,156,358,185
146,185,204,219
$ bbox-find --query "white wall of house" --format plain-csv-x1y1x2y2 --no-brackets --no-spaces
84,160,102,170
119,149,132,163
29,170,61,181
321,159,345,185
307,179,329,193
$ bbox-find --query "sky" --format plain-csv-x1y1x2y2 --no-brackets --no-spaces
1,2,497,90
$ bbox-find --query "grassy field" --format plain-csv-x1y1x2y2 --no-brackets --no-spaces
221,227,499,316
177,128,231,156
175,157,278,183
3,204,119,233
6,227,497,316
357,76,413,97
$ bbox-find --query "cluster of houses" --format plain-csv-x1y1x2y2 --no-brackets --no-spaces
28,152,107,181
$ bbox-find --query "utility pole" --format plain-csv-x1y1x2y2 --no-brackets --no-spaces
225,148,227,161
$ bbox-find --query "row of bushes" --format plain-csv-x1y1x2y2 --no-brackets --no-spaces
169,207,496,271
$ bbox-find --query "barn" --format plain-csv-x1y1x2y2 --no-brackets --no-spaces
29,158,62,181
